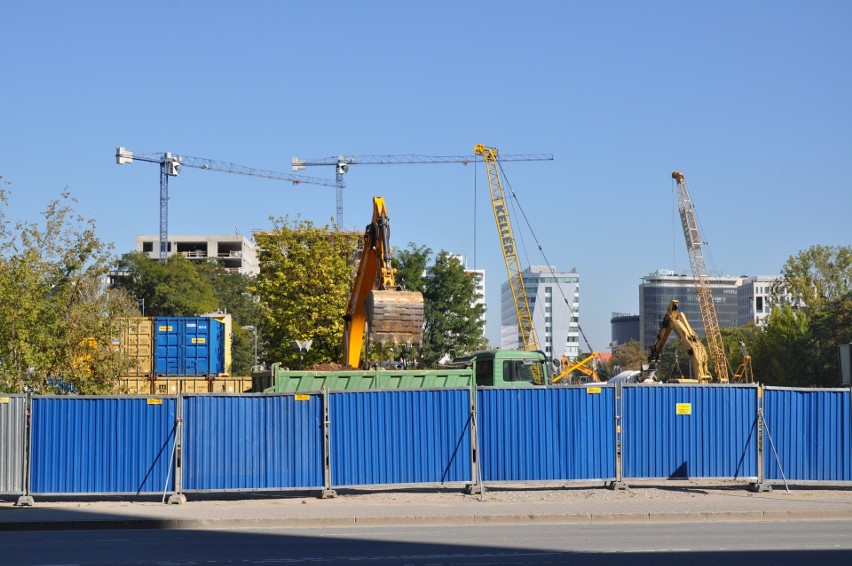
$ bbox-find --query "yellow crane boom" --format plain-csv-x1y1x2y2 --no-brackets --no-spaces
672,171,729,383
474,144,539,354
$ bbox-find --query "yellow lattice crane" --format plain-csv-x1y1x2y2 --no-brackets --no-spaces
672,171,730,383
474,145,540,370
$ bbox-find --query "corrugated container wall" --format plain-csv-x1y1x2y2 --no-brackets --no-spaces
119,317,154,376
202,312,232,377
0,395,27,495
154,317,225,377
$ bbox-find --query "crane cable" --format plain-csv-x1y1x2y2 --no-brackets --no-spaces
496,160,598,356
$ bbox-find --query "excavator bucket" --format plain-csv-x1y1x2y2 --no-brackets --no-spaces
366,290,425,346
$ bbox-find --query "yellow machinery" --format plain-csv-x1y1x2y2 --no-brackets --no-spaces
672,171,730,383
732,337,754,383
644,299,711,383
474,144,543,383
553,352,603,384
342,197,425,369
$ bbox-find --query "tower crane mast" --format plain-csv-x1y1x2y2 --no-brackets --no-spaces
292,151,553,227
672,171,730,383
116,147,337,261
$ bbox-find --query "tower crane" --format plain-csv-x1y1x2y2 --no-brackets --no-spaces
291,151,553,227
672,171,730,383
116,147,337,261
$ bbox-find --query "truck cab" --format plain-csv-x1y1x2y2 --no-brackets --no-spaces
465,350,550,387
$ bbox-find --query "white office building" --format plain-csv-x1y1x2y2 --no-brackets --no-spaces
500,265,580,362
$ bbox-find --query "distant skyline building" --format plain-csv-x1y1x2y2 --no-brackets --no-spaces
135,234,259,276
500,265,580,362
610,312,640,350
737,275,780,327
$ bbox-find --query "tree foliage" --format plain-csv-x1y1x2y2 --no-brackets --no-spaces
608,340,647,373
0,186,138,394
113,252,217,316
251,217,360,368
421,251,487,366
776,245,852,309
392,243,431,293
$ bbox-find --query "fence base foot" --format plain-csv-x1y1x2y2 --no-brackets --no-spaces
608,480,628,491
749,481,772,493
320,489,337,499
464,483,486,496
15,495,34,507
167,493,187,505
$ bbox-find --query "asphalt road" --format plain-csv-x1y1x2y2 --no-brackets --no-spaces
4,519,852,565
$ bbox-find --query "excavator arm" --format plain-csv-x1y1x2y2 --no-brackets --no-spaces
342,197,424,368
644,299,711,383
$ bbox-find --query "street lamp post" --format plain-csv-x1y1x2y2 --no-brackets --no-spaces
290,340,312,370
241,325,258,369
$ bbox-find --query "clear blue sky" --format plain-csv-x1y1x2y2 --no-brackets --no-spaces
2,1,850,353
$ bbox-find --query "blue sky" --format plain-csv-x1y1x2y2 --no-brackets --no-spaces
2,1,850,353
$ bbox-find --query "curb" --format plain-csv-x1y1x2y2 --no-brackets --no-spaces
4,508,852,531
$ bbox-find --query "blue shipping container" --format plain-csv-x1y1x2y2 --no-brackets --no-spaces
154,317,225,376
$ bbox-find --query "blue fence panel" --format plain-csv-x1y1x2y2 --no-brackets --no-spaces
330,389,471,487
182,394,323,491
477,386,616,482
763,388,852,482
30,396,177,494
622,385,758,480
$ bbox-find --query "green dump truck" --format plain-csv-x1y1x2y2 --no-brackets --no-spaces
252,349,551,392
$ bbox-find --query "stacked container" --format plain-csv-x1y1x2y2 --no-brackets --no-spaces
115,316,247,394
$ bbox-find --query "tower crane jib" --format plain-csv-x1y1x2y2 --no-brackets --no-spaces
116,147,336,261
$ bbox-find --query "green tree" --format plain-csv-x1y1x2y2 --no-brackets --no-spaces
421,251,487,366
751,304,811,386
251,217,360,368
392,243,431,293
609,340,647,373
113,252,217,316
776,245,852,309
0,188,138,394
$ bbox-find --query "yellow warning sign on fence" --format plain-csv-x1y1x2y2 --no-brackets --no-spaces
587,387,601,394
676,403,692,415
295,394,311,401
147,398,163,406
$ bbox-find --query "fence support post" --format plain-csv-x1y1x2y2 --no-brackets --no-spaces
749,385,772,492
16,394,35,507
167,395,186,504
320,389,337,499
465,384,484,496
609,382,627,490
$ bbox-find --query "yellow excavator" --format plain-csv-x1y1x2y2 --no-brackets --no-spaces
642,299,711,383
553,352,603,384
342,196,425,369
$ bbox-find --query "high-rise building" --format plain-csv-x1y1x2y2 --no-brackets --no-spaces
500,265,580,362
